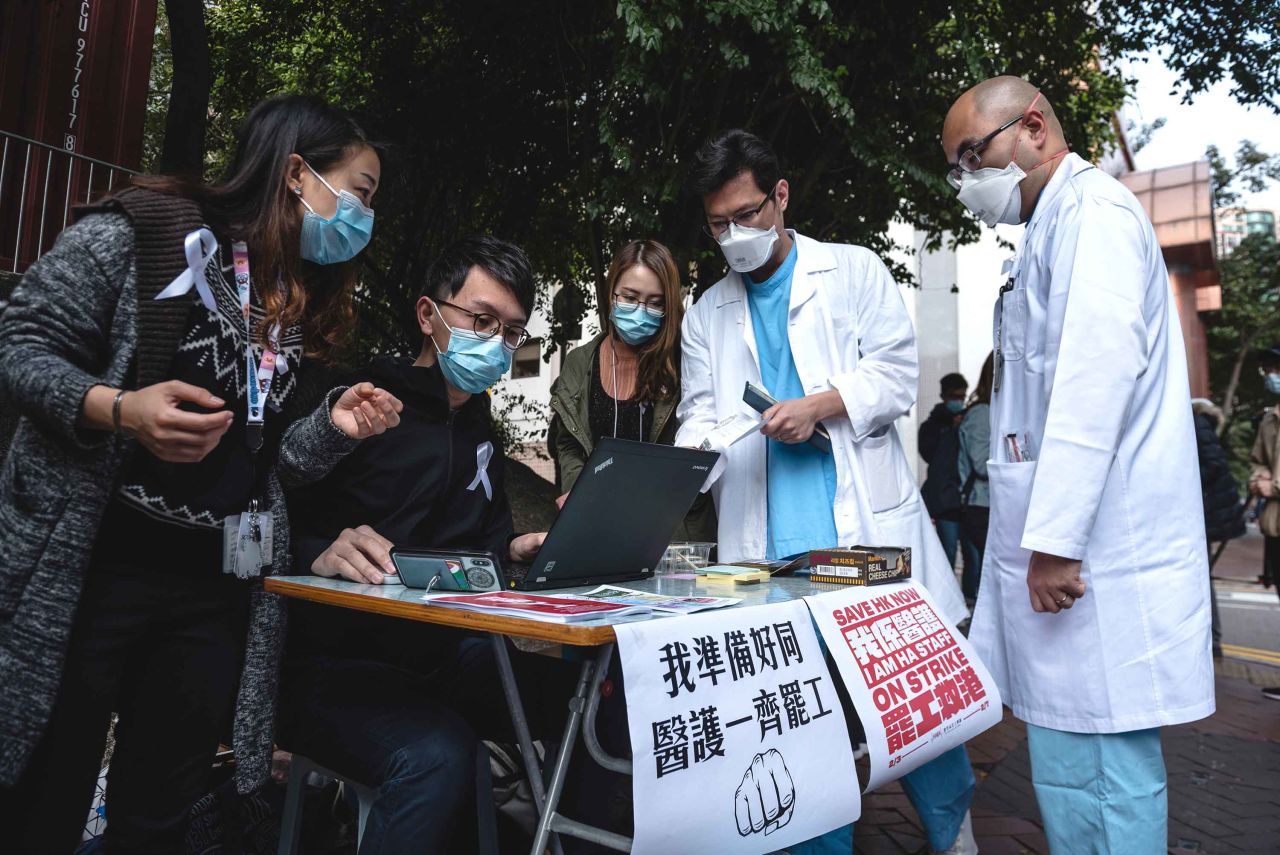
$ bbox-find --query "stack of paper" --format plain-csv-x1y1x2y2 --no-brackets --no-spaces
424,590,650,623
560,585,740,614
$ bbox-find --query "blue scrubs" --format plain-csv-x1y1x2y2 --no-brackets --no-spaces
749,243,974,854
1027,725,1167,854
744,242,839,560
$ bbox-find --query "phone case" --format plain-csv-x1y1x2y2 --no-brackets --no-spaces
743,382,834,454
390,548,503,592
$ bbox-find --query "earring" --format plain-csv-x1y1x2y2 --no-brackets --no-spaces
292,186,303,195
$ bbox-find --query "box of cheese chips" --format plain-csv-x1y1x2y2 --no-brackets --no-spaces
807,546,911,587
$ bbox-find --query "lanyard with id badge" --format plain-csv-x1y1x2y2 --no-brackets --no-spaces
993,255,1017,395
221,241,279,578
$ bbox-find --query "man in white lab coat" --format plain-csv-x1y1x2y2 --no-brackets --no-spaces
941,77,1215,853
676,129,975,855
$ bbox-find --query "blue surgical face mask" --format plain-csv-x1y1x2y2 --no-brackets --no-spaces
1266,373,1280,396
298,161,375,264
431,303,513,394
945,399,965,415
611,301,664,346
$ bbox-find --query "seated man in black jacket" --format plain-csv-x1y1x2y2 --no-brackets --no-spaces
279,236,571,854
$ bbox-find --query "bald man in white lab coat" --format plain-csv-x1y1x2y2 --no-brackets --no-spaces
941,77,1215,854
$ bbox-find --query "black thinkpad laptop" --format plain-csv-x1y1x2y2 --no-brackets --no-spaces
506,438,719,591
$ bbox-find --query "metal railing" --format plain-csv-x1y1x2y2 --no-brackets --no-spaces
0,129,139,273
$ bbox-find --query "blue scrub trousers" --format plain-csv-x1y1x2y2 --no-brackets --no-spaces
1026,724,1167,855
786,745,974,854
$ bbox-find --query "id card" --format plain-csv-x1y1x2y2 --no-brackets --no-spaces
222,510,274,577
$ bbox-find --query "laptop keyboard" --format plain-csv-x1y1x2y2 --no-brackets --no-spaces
504,562,531,584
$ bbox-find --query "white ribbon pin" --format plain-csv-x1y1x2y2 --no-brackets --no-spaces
154,228,219,311
467,441,494,501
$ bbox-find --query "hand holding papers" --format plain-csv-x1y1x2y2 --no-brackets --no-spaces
699,412,765,451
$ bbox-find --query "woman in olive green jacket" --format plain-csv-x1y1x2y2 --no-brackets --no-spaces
549,239,716,542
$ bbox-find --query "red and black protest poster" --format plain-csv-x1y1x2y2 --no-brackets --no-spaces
806,581,1002,790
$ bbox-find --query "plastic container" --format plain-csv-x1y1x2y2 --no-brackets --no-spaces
657,541,715,575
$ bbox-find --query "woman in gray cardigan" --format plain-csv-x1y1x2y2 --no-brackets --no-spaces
957,353,993,603
0,95,401,853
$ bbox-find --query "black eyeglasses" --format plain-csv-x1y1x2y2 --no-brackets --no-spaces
438,300,530,350
702,185,778,239
946,114,1024,189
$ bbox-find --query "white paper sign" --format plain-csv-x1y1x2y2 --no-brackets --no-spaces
805,581,1002,792
616,600,860,855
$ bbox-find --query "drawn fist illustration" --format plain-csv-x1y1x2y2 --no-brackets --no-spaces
734,749,795,836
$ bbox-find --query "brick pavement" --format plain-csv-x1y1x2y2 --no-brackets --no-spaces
851,661,1280,854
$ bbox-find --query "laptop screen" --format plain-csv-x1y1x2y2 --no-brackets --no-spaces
522,439,718,586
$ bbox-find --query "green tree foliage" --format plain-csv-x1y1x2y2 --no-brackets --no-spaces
148,0,1275,365
1207,232,1280,482
191,0,1136,358
142,15,173,171
1207,140,1280,209
1098,0,1280,114
1127,116,1165,154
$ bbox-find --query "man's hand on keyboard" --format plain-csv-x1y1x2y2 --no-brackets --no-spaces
510,532,547,563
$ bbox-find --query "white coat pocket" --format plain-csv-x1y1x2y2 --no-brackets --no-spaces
998,288,1028,362
985,460,1036,580
860,426,911,513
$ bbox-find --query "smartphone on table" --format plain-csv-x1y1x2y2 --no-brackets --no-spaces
389,547,503,592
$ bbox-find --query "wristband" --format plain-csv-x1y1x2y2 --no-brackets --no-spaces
112,390,127,435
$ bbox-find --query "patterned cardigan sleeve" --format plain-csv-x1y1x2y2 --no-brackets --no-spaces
0,213,134,449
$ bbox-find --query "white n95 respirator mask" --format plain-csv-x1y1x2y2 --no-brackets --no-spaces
717,222,779,273
955,161,1027,228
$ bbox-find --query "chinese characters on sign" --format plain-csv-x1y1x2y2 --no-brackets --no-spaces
616,600,860,855
806,581,1002,791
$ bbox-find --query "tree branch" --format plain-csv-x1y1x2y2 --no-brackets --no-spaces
159,0,211,177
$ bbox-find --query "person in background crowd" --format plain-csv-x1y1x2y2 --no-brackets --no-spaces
279,236,579,853
1248,346,1280,700
550,239,715,540
1193,397,1245,660
942,76,1214,852
0,95,401,853
1249,346,1280,590
957,354,994,603
678,128,976,855
920,372,982,578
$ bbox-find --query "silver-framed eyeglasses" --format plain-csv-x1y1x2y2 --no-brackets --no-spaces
613,291,665,317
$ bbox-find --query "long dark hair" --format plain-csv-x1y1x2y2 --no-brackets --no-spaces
970,352,995,406
597,240,683,401
134,95,379,362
